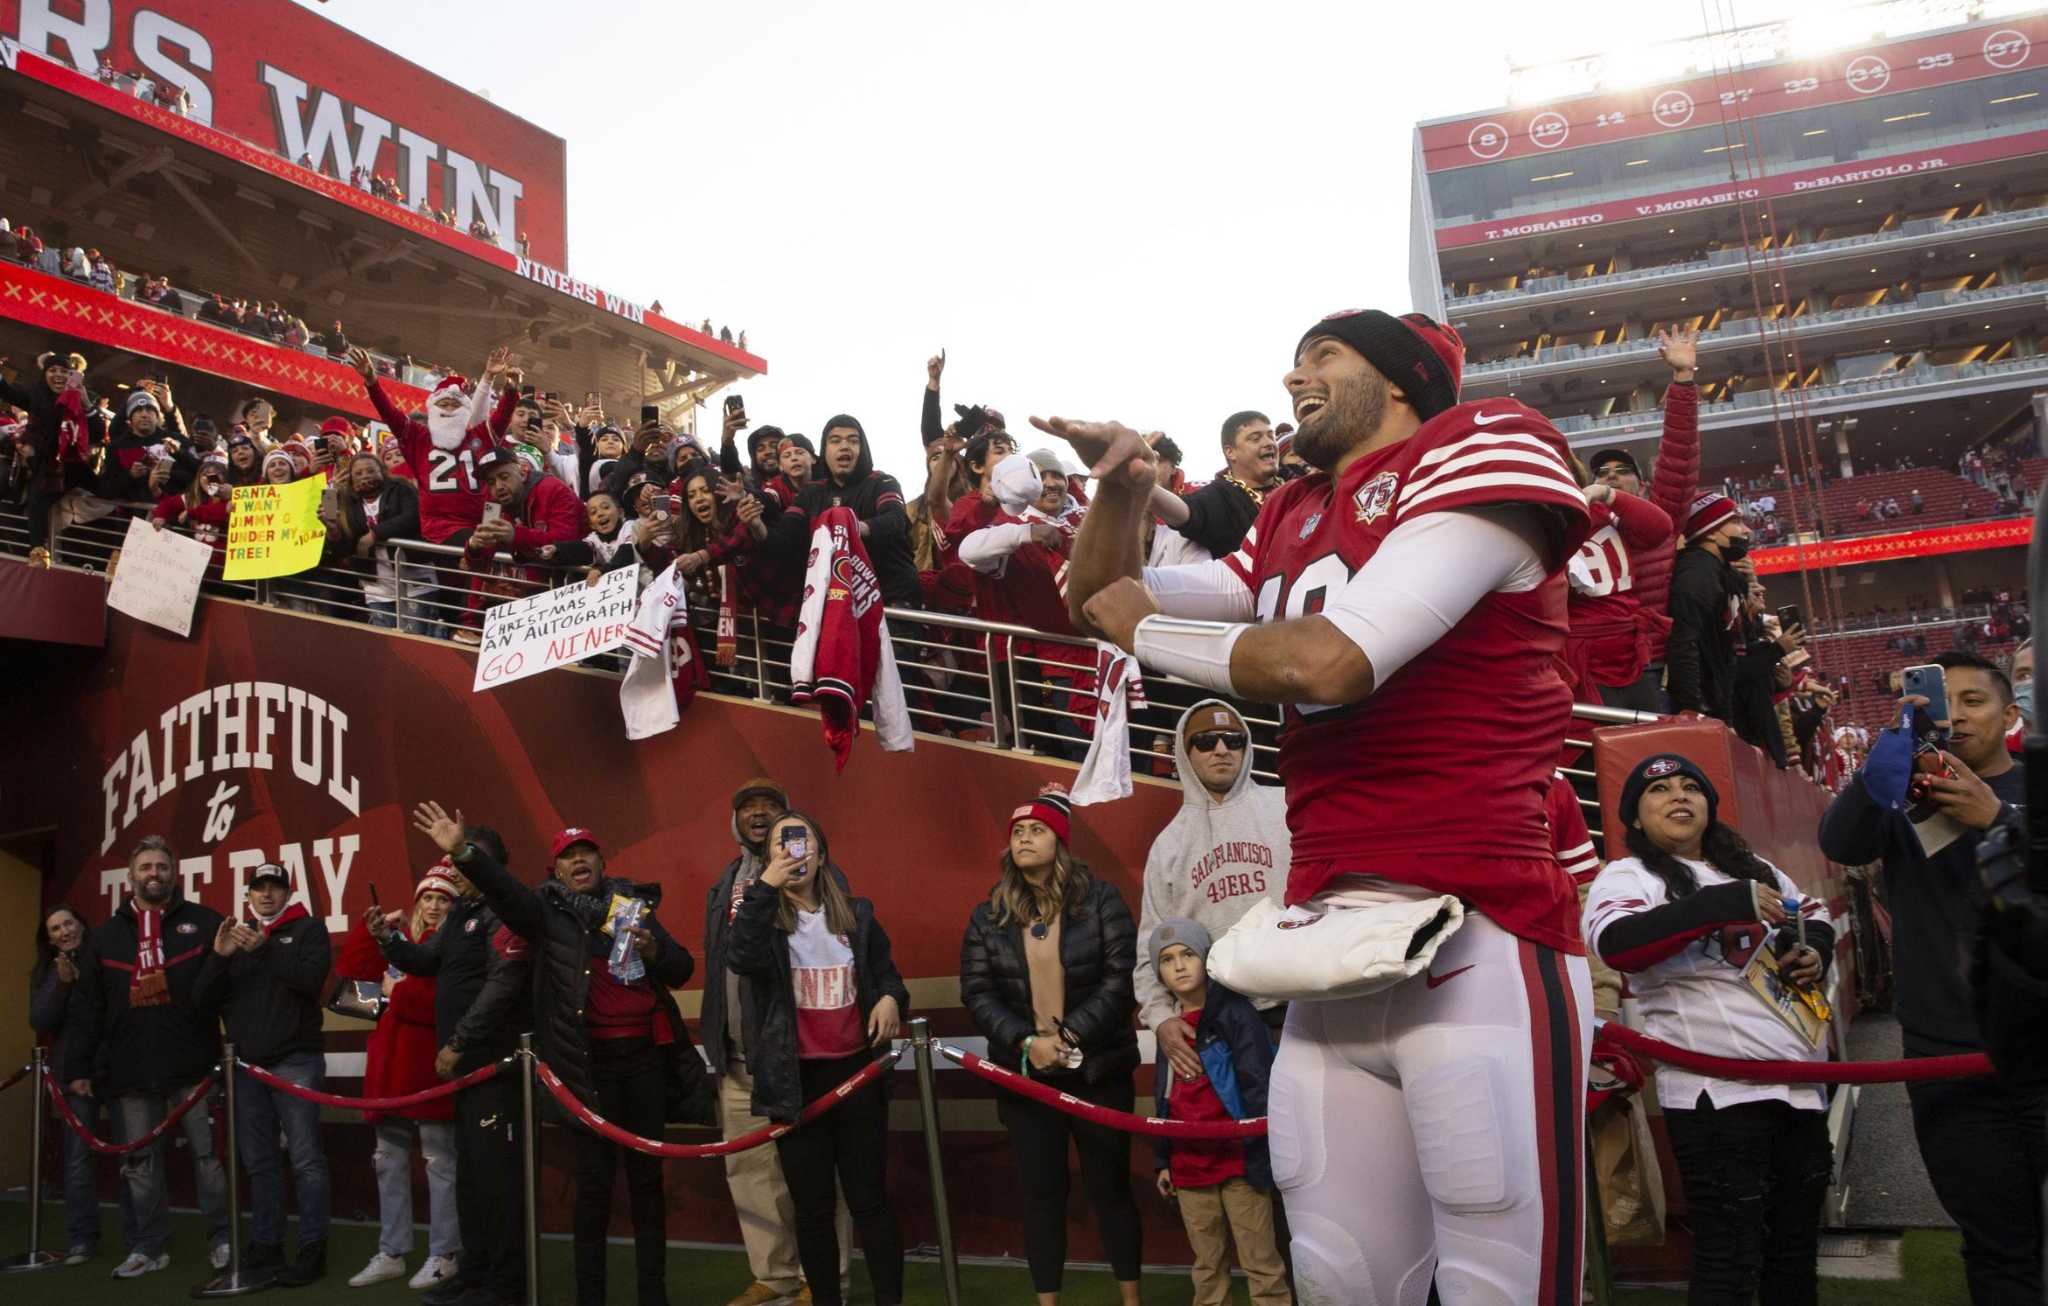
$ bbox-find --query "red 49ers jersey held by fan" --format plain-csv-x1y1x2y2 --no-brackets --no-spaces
1218,398,1593,951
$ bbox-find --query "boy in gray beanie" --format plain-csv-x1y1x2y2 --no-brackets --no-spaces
1150,918,1291,1304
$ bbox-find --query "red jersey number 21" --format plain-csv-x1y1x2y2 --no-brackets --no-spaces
426,447,478,493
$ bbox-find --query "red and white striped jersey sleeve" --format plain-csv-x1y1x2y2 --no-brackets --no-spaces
1547,772,1601,887
1394,401,1589,528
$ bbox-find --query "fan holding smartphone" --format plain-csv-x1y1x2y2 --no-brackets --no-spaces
726,811,909,1306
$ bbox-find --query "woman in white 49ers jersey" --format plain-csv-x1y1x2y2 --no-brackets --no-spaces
1047,308,1595,1306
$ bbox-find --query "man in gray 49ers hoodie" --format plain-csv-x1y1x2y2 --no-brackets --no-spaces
1134,699,1291,1079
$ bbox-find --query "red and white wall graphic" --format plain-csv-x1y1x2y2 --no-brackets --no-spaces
0,0,569,265
1421,13,2046,173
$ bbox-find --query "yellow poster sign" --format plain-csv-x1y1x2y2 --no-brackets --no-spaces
224,475,330,581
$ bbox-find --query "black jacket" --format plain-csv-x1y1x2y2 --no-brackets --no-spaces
379,892,516,1069
65,894,225,1094
338,477,422,546
1152,983,1276,1190
29,955,84,1083
700,849,850,1078
195,905,332,1067
960,874,1139,1085
455,841,712,1122
772,415,918,608
1666,546,1742,717
1732,616,1789,764
725,879,910,1123
1174,477,1263,559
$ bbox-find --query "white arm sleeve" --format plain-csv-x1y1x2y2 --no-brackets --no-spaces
958,522,1032,574
1318,506,1548,687
1140,559,1257,622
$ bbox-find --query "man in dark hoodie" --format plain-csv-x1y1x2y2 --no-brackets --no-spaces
196,863,334,1286
773,414,920,609
1666,493,1751,721
370,831,527,1306
65,835,230,1279
702,779,852,1306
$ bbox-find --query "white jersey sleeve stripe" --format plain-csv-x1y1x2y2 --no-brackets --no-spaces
1400,448,1576,505
1401,470,1585,516
1409,430,1562,474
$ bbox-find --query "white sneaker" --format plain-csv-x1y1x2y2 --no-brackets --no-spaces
111,1251,169,1279
407,1254,458,1290
349,1251,409,1287
210,1242,230,1271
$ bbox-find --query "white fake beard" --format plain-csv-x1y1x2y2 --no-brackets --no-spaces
426,402,469,451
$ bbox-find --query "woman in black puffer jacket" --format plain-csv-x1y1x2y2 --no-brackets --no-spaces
959,790,1141,1305
414,802,706,1306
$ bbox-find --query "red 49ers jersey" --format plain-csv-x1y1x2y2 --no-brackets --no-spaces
1220,399,1593,951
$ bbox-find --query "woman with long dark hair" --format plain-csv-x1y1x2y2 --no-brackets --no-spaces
959,790,1141,1306
1583,753,1836,1306
727,811,908,1306
30,906,109,1264
672,458,767,672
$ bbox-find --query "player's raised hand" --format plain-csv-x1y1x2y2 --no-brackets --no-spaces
1030,416,1155,492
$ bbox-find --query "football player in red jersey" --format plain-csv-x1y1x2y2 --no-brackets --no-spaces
1045,310,1595,1306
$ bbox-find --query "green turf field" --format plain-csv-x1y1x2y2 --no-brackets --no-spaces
0,1203,1971,1303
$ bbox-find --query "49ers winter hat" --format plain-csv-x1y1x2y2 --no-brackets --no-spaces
550,827,602,858
1619,753,1719,829
1684,492,1740,542
1296,310,1464,421
1151,917,1213,972
1010,786,1073,845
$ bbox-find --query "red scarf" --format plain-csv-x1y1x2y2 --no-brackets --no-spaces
130,907,168,1007
252,902,311,936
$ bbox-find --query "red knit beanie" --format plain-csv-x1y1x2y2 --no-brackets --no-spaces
1684,492,1739,542
1009,786,1072,845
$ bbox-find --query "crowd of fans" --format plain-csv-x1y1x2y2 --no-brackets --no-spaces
14,299,2048,1306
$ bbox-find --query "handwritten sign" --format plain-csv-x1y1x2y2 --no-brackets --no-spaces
106,516,211,636
224,476,330,580
473,566,639,691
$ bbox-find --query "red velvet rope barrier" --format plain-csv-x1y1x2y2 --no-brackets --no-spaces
45,1075,217,1155
1596,1021,1994,1085
942,1045,1269,1138
0,1063,30,1093
236,1056,506,1111
535,1046,903,1158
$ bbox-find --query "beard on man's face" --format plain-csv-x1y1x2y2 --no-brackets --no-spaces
1293,370,1388,471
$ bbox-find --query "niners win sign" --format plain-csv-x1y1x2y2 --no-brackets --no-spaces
1,0,569,264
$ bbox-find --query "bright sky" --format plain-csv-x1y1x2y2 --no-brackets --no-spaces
311,0,1833,481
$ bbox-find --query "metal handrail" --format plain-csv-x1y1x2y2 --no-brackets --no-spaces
0,503,1651,800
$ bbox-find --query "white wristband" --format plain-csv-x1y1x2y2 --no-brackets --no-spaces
1132,614,1245,695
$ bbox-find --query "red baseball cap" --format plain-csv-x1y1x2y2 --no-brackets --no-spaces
550,827,602,858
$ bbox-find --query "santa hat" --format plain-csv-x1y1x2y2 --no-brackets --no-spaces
1684,493,1739,542
429,375,469,404
1296,310,1464,421
1010,784,1073,845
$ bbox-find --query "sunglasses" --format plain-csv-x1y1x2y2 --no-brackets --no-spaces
1188,731,1248,754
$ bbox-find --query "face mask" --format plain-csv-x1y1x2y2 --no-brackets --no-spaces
2015,679,2033,722
1720,536,1751,562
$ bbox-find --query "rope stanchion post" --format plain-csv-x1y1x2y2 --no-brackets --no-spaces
519,1033,539,1306
0,1047,60,1272
191,1041,268,1298
908,1019,961,1306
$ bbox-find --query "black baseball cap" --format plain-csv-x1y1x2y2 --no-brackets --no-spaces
248,862,290,888
1588,448,1642,478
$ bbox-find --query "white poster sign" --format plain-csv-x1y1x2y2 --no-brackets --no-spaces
106,516,211,637
473,566,639,691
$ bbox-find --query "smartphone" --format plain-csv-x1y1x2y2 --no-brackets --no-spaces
724,394,744,416
779,825,809,863
481,501,504,527
1901,663,1948,718
640,404,659,424
586,392,599,406
1776,604,1803,632
367,882,380,909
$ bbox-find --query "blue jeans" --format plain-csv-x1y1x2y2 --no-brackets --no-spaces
115,1083,229,1256
61,1090,130,1251
365,600,432,636
236,1053,331,1248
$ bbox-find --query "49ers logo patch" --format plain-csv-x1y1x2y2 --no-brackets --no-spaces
1353,472,1399,524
